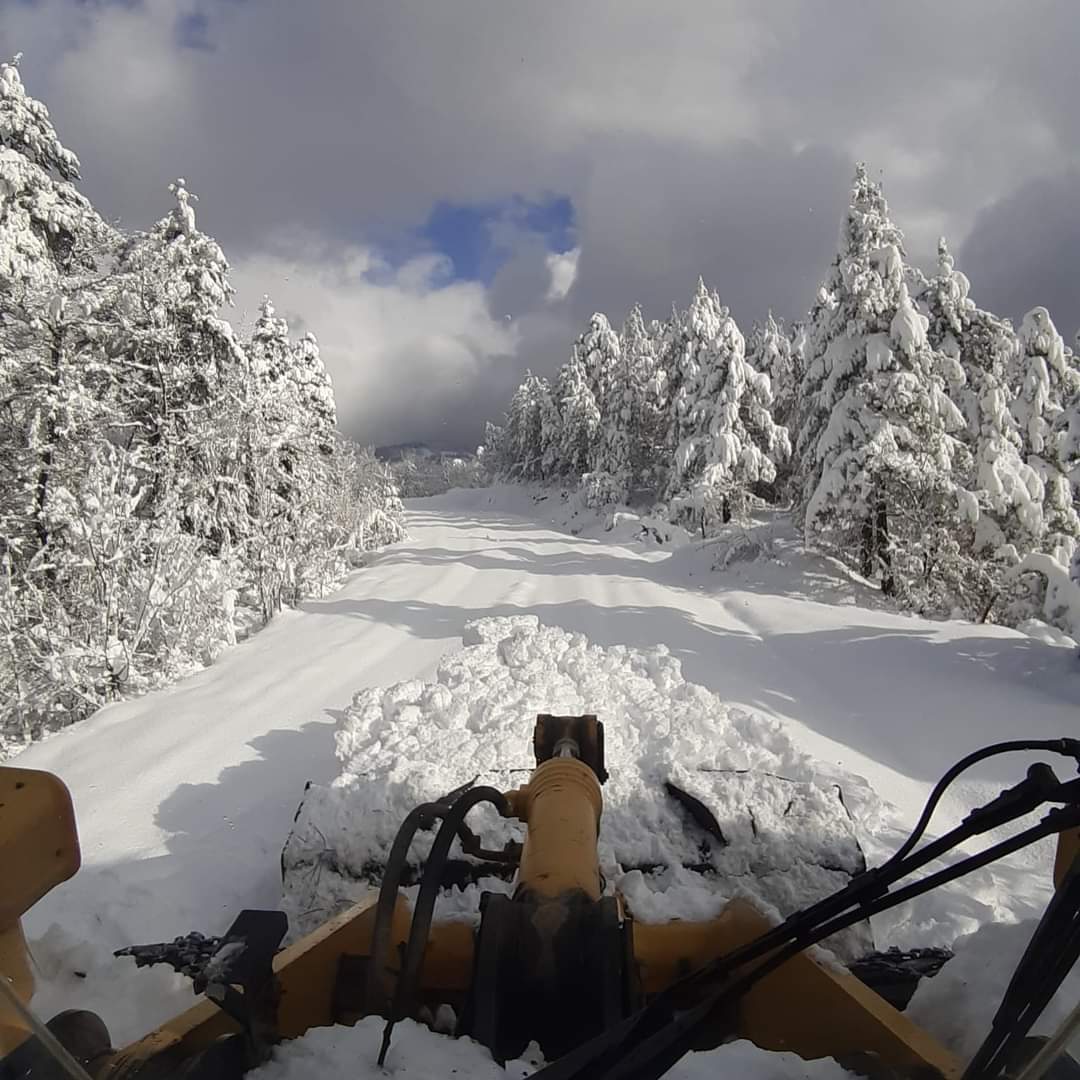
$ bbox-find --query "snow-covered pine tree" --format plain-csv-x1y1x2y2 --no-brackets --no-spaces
611,303,666,497
797,165,971,602
537,381,564,481
108,179,249,558
503,372,553,481
917,239,1046,576
666,304,790,533
789,320,808,419
243,301,354,614
0,65,235,744
248,294,292,380
591,308,643,497
291,331,337,451
479,420,510,478
556,342,601,479
746,313,800,497
1046,382,1080,627
1011,307,1080,560
0,62,405,752
276,330,343,598
0,55,117,569
747,314,799,431
0,57,144,742
662,280,726,471
574,312,621,443
1055,385,1080,512
1011,307,1079,459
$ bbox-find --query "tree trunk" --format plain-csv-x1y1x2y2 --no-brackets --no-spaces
875,501,895,597
32,330,64,575
978,591,999,625
860,500,894,595
860,516,874,577
722,495,731,524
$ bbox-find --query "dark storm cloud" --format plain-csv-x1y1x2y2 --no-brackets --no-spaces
959,172,1080,338
4,0,1080,447
568,138,852,332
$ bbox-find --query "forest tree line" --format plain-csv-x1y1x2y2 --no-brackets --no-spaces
0,59,406,752
482,165,1080,633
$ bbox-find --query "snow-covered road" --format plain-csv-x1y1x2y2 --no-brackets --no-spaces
15,486,1080,1042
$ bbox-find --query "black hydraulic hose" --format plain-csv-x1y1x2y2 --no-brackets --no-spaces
886,739,1080,868
364,800,449,1016
365,779,484,1015
378,785,510,1065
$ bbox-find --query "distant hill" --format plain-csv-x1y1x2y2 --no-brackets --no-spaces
375,442,474,462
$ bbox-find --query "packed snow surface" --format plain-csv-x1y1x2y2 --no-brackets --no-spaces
907,918,1080,1058
14,485,1080,1065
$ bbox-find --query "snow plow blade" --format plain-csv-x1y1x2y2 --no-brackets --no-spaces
4,722,1080,1080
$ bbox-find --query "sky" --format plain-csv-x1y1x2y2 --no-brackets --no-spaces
4,0,1079,449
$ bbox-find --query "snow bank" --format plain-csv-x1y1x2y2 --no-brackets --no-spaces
1009,552,1080,646
282,616,872,957
907,918,1080,1061
248,1016,856,1079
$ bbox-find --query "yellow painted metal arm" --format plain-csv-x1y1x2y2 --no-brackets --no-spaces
1055,827,1079,890
632,901,964,1078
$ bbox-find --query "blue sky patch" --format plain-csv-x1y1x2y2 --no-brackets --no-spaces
420,195,576,283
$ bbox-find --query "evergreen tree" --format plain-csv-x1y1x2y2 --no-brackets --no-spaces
1055,387,1080,506
556,354,600,478
291,331,337,450
0,55,117,570
667,306,790,532
660,279,727,484
248,294,292,381
747,313,798,431
917,239,1046,565
1011,307,1080,557
0,61,406,751
747,313,800,497
537,382,564,480
479,420,510,478
1011,307,1079,459
614,304,666,495
575,312,621,430
108,179,249,556
798,165,970,599
504,372,551,481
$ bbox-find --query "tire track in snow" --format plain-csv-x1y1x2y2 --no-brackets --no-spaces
15,491,1077,956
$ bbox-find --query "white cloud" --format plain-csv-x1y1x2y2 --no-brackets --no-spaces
545,247,580,302
7,0,1080,444
228,233,516,447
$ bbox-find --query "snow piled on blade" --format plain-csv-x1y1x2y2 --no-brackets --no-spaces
282,616,872,956
248,1016,855,1079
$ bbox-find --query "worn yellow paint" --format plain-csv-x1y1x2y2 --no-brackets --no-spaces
0,767,81,1055
1055,827,1079,890
507,757,603,901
